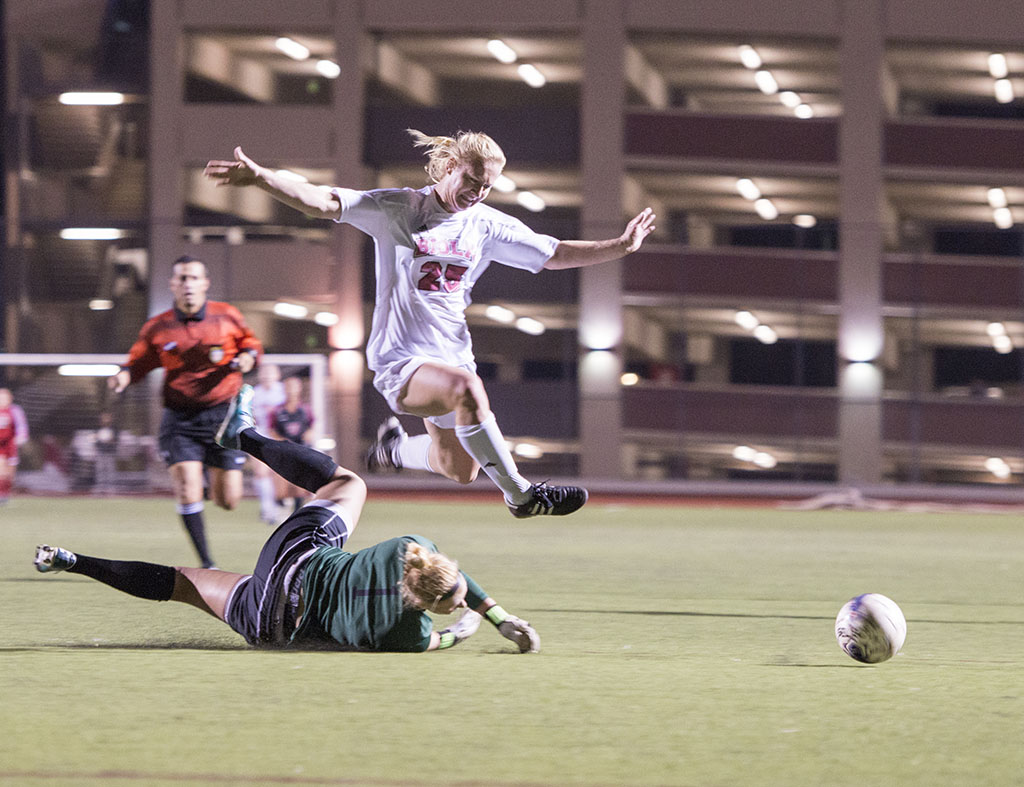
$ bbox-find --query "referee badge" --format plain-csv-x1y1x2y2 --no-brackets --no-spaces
209,346,225,363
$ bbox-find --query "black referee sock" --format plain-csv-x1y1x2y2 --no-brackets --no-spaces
239,429,340,493
180,510,215,568
67,554,176,601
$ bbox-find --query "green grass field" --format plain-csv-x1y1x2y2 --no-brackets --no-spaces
2,494,1023,786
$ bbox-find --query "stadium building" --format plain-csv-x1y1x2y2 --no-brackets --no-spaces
3,0,1023,498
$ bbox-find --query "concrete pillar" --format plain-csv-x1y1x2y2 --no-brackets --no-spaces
148,1,182,317
328,2,367,470
837,0,885,484
579,0,626,479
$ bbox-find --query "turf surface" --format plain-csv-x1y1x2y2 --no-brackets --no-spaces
2,495,1022,785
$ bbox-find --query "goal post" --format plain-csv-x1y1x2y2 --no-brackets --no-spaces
0,352,330,496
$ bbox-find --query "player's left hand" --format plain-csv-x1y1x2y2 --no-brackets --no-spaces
497,615,541,653
621,207,656,253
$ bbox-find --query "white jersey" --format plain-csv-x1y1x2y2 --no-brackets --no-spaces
252,381,286,432
332,186,558,374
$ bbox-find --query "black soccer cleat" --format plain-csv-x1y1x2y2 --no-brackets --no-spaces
507,482,589,518
365,417,407,473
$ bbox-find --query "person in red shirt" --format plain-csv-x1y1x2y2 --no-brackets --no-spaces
109,256,263,567
0,387,30,504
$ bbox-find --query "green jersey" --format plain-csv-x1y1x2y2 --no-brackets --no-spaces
291,535,436,652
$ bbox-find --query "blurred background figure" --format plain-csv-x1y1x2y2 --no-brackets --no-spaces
270,376,315,516
93,411,119,495
251,362,286,523
0,388,30,504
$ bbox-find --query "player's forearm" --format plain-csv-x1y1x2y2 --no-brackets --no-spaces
254,169,340,220
545,237,632,270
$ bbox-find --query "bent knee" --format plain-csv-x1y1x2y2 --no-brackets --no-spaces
451,468,479,485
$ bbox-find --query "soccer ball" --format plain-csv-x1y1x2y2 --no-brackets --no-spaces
834,593,907,663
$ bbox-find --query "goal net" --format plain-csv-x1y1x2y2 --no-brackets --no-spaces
0,353,328,496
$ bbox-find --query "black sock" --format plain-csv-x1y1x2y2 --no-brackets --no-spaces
181,511,214,568
68,554,176,601
239,429,339,493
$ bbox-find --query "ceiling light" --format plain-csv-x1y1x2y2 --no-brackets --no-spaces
275,37,310,61
315,59,341,79
734,310,759,330
515,316,545,336
620,372,640,386
994,78,1014,104
754,69,778,95
88,299,114,310
753,451,778,469
58,364,121,376
517,63,546,88
487,39,518,64
514,442,544,459
274,302,308,319
492,174,516,193
738,45,762,70
314,311,339,326
794,103,814,119
516,191,545,212
736,178,761,201
60,228,123,240
484,304,516,323
986,322,1006,337
793,214,817,228
985,456,1011,478
988,53,1009,79
993,206,1013,229
993,334,1014,354
754,198,778,220
732,445,757,462
753,324,778,344
59,92,124,105
987,187,1008,208
779,91,801,108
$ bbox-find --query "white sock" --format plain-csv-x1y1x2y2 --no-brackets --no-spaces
396,434,435,473
257,476,276,516
455,415,532,504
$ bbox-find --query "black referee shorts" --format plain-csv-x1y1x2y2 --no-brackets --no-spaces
224,500,353,647
158,402,246,470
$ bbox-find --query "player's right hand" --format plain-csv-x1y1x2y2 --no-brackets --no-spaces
204,146,262,187
497,615,540,653
108,370,130,393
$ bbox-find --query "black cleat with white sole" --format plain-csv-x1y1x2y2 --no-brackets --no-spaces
508,482,589,518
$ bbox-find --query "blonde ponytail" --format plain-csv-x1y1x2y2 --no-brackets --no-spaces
406,128,506,183
401,541,461,608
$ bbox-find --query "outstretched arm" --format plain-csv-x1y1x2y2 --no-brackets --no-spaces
204,146,343,221
544,207,656,270
430,571,540,653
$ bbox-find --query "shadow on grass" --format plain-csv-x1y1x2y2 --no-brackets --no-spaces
0,642,250,652
535,608,1024,625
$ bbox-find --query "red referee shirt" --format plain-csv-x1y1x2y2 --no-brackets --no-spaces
123,301,263,411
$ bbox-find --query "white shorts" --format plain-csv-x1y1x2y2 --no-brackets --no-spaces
372,355,477,430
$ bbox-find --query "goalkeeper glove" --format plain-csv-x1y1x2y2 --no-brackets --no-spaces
486,605,540,653
437,609,483,649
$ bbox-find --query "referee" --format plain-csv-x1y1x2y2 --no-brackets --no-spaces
109,255,263,567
